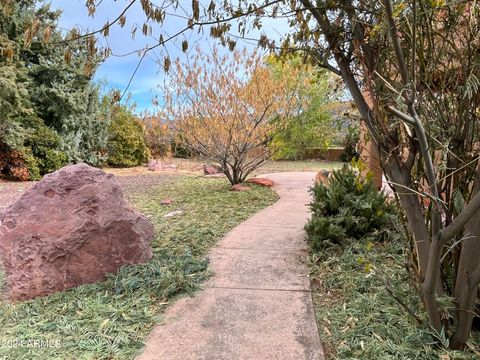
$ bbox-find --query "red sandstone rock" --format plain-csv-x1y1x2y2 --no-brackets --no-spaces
148,159,163,171
230,184,251,191
203,164,222,175
148,160,177,171
245,178,275,187
0,163,154,301
160,198,173,205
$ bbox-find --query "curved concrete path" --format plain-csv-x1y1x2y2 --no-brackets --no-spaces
136,172,324,360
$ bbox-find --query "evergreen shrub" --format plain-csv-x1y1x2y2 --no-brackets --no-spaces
26,122,68,175
305,164,397,251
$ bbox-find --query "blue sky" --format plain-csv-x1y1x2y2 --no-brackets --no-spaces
49,0,184,113
49,0,287,114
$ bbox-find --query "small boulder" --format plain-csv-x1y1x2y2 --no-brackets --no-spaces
148,159,163,171
0,163,154,301
203,164,222,175
230,184,251,191
245,178,275,187
160,198,173,206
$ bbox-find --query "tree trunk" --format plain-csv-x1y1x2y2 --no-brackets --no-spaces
358,120,383,190
386,161,431,279
450,232,480,349
450,173,480,349
422,237,443,331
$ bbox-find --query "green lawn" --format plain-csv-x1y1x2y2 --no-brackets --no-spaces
0,175,278,360
255,160,343,174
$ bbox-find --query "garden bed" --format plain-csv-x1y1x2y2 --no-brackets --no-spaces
310,236,480,359
306,165,480,359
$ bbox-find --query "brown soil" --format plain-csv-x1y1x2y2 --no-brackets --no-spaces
0,170,187,211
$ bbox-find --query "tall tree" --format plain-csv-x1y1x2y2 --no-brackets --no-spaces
267,55,338,160
290,1,480,348
0,0,108,179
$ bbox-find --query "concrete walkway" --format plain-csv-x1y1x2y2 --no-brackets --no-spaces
136,172,324,360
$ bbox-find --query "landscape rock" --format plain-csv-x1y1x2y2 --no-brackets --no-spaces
0,163,154,301
148,159,163,171
203,164,222,175
230,184,251,191
245,178,275,187
148,159,177,171
160,198,174,206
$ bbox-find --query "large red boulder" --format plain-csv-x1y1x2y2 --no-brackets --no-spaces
0,163,154,301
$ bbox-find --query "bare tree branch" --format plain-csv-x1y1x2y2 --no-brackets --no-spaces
386,106,416,126
439,191,480,244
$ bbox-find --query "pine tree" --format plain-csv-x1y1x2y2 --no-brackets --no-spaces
0,0,108,179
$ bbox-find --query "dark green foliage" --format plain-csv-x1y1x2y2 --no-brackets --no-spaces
0,65,32,151
107,106,149,167
24,118,68,175
0,0,107,179
305,165,396,250
28,57,108,166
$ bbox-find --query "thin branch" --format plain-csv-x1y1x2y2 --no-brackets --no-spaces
223,31,342,76
385,280,424,325
386,105,416,126
411,0,417,103
440,234,476,263
66,0,283,45
373,70,402,96
120,48,146,100
439,190,480,244
386,179,446,206
56,0,137,44
382,0,409,85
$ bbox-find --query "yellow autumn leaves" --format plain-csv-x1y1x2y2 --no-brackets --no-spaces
162,46,308,161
